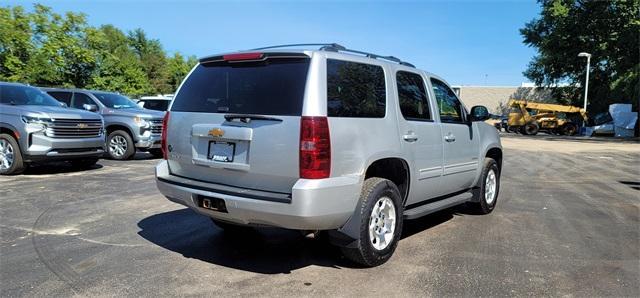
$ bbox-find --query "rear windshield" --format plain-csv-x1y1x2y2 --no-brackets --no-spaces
171,58,310,116
139,99,170,111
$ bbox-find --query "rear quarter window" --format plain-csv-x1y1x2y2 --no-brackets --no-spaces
327,59,386,118
171,58,310,116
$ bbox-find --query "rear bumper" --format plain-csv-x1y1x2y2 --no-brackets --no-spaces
155,160,361,230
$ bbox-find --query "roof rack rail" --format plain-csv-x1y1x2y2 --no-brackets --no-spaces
249,43,415,68
251,43,346,51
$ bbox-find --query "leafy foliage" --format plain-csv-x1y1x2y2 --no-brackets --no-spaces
0,4,197,97
521,0,640,113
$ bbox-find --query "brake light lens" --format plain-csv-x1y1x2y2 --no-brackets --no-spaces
161,112,170,160
300,116,330,179
223,52,263,61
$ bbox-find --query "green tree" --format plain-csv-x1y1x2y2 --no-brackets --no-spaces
0,6,34,82
166,52,197,92
85,25,151,97
27,4,96,87
128,28,169,94
1,4,195,98
521,0,640,115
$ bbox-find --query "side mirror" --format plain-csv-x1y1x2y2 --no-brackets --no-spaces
470,105,490,122
59,102,68,108
137,101,145,108
83,104,98,112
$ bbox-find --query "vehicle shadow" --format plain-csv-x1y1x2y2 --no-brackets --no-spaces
21,161,103,175
131,152,160,160
138,206,459,273
137,208,345,274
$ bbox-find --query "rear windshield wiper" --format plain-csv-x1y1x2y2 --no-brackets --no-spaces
224,114,283,123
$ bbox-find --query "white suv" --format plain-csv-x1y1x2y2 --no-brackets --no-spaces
155,44,502,267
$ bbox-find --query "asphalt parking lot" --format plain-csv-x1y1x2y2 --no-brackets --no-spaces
1,135,638,297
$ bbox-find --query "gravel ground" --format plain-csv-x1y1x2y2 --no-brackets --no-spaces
1,135,638,297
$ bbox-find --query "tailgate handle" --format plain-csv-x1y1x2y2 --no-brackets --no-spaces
224,114,283,123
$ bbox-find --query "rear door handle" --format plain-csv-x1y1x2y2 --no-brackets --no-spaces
444,134,456,142
403,133,418,142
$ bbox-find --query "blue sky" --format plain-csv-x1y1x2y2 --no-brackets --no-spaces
8,0,542,86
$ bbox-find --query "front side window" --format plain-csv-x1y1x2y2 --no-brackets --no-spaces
327,59,386,118
92,92,138,109
396,71,431,121
72,93,96,109
0,85,61,106
431,78,464,123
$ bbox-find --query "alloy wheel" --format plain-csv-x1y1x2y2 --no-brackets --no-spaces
485,169,497,205
0,139,15,170
109,135,128,157
368,196,396,251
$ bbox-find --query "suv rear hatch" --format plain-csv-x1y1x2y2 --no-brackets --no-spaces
166,53,311,194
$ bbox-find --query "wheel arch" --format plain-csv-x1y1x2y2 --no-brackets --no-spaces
106,124,134,139
364,157,411,205
0,123,21,140
485,147,503,173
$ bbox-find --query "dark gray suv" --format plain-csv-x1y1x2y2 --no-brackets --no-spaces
43,88,165,160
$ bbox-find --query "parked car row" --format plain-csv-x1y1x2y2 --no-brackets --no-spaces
0,82,166,175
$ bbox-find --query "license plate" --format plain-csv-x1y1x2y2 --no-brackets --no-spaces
207,141,235,162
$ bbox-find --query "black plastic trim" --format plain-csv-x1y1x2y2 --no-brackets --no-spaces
158,175,292,204
405,188,471,210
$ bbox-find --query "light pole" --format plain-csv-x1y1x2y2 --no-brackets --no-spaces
578,52,591,112
578,52,591,131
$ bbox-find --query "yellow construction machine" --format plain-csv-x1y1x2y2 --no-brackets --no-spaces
505,99,588,135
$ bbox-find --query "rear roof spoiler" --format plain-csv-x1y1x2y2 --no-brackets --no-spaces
199,52,310,64
200,43,415,68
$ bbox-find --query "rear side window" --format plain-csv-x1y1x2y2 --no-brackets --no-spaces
171,58,310,116
48,91,72,106
327,59,385,118
396,71,431,121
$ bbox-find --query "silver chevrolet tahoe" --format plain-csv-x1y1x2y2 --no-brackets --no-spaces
155,44,503,267
43,88,165,160
0,82,105,175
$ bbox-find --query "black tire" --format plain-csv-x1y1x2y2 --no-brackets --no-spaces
340,177,404,267
470,158,500,214
106,130,135,160
70,158,99,169
524,123,539,135
562,123,577,136
0,133,25,175
148,148,163,159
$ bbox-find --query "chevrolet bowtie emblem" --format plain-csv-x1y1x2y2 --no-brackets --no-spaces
77,123,88,129
208,128,224,137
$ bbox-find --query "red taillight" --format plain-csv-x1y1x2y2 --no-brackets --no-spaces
299,116,330,179
223,52,263,61
161,112,170,160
